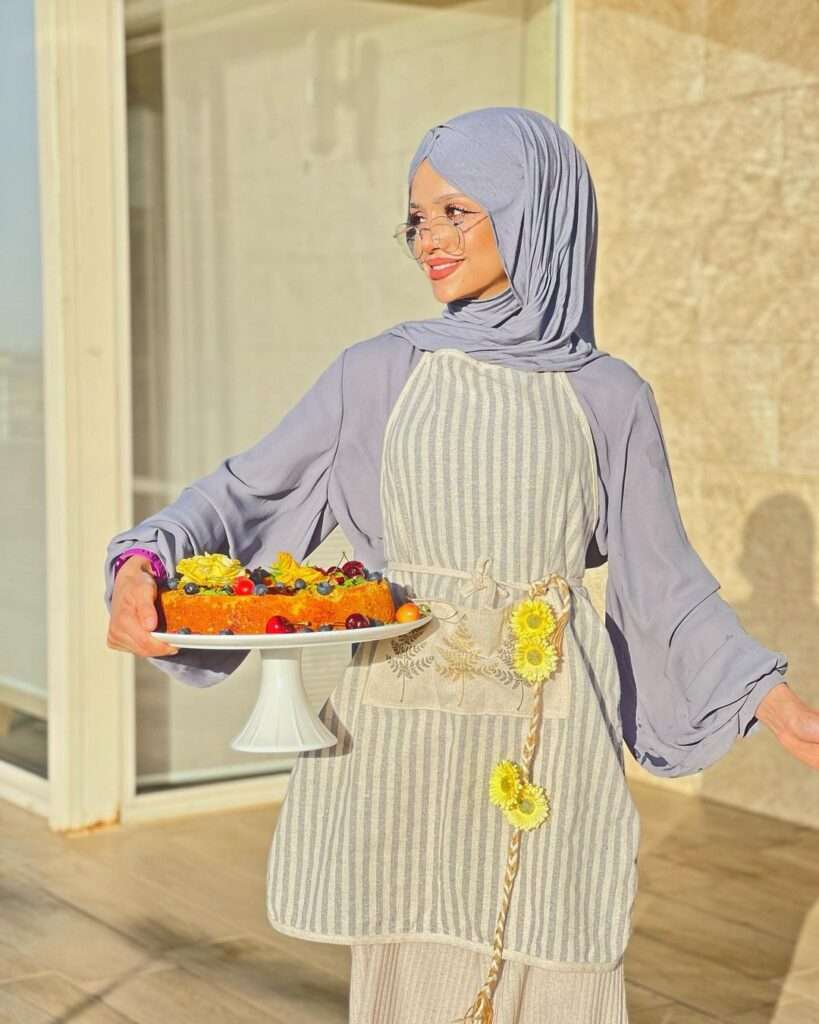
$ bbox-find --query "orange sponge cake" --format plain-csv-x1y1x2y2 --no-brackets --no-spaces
157,551,396,635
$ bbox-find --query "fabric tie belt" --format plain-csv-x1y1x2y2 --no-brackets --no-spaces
386,555,587,608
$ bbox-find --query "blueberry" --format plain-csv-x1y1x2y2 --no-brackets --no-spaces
165,575,180,590
316,581,332,595
249,567,268,584
369,571,383,582
253,583,268,595
218,628,234,635
369,618,383,627
183,582,199,595
175,626,192,634
318,623,334,631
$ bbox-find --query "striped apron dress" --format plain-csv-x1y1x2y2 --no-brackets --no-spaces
266,347,639,1022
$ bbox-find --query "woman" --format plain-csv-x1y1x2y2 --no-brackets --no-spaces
105,107,819,1023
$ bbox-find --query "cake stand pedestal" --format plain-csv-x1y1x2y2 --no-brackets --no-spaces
151,615,432,754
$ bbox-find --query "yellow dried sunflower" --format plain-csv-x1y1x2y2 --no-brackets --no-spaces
513,635,559,684
509,598,556,640
503,782,551,831
488,760,524,810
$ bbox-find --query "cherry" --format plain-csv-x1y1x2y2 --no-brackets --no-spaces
345,613,369,629
265,615,295,634
341,560,366,578
233,577,254,595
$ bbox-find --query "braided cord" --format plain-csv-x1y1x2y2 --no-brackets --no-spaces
451,573,571,1024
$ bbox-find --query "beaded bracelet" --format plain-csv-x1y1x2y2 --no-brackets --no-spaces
112,547,168,582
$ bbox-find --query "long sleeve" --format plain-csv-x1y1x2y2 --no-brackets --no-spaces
601,379,788,777
103,347,346,687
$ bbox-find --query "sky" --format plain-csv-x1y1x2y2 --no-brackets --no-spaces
0,0,43,357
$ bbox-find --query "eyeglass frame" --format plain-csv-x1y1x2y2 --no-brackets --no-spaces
392,210,491,262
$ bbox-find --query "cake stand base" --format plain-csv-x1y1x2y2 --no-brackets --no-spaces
230,647,337,753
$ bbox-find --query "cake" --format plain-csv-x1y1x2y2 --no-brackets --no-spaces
156,550,402,635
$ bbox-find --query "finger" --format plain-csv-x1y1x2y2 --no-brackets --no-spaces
116,612,179,657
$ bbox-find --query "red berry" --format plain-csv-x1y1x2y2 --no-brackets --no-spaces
341,560,365,578
233,577,254,595
345,612,369,629
265,615,295,634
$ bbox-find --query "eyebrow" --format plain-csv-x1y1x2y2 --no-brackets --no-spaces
408,192,470,209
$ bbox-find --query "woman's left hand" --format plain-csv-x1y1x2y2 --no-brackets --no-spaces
755,683,819,770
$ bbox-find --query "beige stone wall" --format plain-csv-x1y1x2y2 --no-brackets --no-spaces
572,1,819,824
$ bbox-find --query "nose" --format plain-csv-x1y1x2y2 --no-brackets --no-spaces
417,226,441,259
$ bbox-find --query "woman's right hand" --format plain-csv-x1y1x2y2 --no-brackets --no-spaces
107,556,179,657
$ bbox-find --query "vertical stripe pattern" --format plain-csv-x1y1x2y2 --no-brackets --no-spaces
267,347,640,975
348,939,629,1024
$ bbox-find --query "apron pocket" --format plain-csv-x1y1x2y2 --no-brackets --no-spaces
360,597,572,720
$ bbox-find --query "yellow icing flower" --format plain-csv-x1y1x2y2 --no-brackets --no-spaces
176,552,247,588
268,551,325,586
503,782,551,831
513,635,559,684
488,760,524,810
509,598,556,640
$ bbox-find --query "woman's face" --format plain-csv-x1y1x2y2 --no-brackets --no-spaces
407,158,511,303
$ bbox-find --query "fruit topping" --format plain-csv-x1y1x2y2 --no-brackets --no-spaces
183,582,200,595
395,602,422,622
345,612,369,629
253,583,269,595
233,577,255,595
318,623,334,631
175,626,192,634
218,628,234,635
265,615,295,634
341,560,365,578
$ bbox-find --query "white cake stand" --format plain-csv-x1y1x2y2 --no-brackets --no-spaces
150,615,432,754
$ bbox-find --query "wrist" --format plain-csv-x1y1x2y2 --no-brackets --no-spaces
754,681,794,735
112,547,168,582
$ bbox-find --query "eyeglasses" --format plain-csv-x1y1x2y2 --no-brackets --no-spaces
393,212,489,261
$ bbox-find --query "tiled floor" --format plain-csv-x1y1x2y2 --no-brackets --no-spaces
0,779,817,1022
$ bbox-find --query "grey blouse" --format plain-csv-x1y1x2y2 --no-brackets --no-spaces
103,334,788,778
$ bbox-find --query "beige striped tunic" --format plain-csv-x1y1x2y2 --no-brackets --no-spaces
266,346,641,976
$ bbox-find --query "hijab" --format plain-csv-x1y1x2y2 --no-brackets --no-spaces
385,106,608,372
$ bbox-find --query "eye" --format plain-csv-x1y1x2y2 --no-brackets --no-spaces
445,204,473,222
406,203,477,227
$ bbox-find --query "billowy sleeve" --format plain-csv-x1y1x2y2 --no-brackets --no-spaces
102,348,346,687
602,380,788,777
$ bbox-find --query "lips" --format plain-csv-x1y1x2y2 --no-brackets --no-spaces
426,259,462,281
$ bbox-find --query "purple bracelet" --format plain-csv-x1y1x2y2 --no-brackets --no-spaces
112,547,168,582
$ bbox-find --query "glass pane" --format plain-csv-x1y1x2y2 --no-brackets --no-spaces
125,0,557,791
0,0,47,778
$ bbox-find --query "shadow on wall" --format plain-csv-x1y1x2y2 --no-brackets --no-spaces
698,493,819,825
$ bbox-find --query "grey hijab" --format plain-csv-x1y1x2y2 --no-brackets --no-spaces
386,106,608,372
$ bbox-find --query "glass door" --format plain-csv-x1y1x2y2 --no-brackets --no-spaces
124,0,558,793
0,0,48,781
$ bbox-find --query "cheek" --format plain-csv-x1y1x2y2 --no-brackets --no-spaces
467,221,505,274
